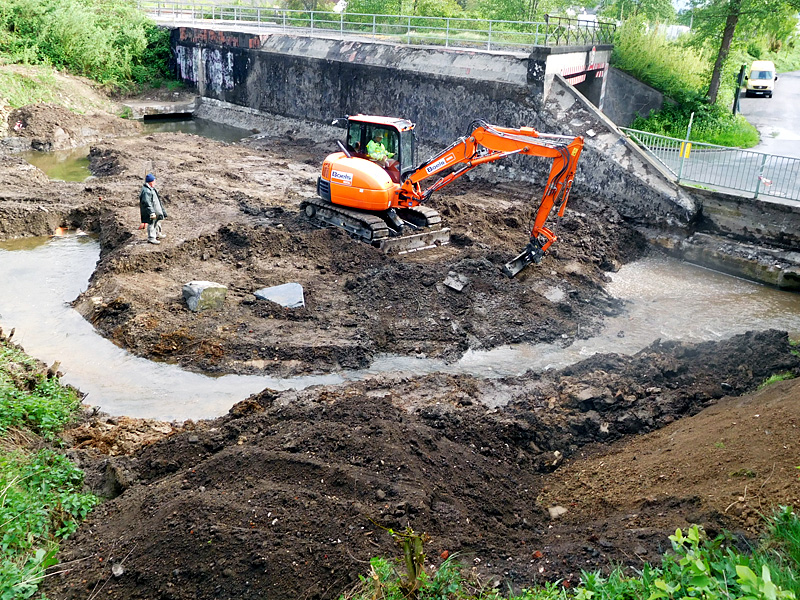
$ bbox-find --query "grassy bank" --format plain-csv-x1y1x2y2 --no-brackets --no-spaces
342,513,800,600
0,335,97,599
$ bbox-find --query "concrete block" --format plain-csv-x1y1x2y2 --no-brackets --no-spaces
183,281,227,312
254,282,305,308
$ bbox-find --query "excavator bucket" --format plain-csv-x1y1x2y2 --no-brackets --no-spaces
502,242,544,278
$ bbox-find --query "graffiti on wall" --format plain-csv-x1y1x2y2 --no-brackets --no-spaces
175,45,236,93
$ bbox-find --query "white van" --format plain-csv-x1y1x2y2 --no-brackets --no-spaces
745,60,777,98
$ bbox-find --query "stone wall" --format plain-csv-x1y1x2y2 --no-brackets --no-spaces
693,188,800,250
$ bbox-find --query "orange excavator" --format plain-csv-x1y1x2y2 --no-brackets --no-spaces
301,115,583,277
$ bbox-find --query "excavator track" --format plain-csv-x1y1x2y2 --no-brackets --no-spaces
301,197,450,254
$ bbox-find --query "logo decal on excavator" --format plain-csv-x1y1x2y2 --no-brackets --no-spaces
425,153,456,175
331,170,353,186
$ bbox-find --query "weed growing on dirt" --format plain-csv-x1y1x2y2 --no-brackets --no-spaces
0,339,97,599
0,345,82,437
0,449,98,598
758,372,796,390
755,506,800,597
0,69,60,109
344,514,800,600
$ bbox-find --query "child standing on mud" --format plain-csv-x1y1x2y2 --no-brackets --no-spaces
139,173,167,244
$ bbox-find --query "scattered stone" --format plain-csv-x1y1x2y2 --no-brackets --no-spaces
112,563,124,578
548,505,568,520
442,272,470,292
254,282,305,308
182,281,227,312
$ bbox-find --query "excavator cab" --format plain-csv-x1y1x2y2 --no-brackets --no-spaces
345,116,415,183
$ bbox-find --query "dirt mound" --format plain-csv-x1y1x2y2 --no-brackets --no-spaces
9,103,140,151
43,330,800,599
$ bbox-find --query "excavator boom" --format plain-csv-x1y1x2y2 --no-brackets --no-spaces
399,120,583,276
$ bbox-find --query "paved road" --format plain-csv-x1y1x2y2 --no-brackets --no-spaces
738,69,800,159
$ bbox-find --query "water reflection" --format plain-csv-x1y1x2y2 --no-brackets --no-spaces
1,235,798,420
142,117,252,143
20,147,91,182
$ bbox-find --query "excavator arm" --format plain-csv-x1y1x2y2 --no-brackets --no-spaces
398,119,584,277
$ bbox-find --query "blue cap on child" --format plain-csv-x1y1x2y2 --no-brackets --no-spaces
145,173,155,182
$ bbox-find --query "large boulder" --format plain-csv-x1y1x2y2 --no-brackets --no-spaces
182,281,227,312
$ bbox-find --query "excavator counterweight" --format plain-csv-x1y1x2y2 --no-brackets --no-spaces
303,116,584,275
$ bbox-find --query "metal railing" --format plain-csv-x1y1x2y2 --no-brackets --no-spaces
621,128,800,202
138,1,615,50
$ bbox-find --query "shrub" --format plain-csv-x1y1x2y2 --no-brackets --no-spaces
0,0,173,90
0,345,83,437
612,17,709,105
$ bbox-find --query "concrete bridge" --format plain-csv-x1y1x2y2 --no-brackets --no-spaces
149,18,799,290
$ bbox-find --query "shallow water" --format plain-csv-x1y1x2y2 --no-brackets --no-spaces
0,235,344,421
142,116,253,143
20,146,92,182
1,235,798,420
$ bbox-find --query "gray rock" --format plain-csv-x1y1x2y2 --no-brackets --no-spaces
548,505,568,520
254,282,305,308
443,272,470,292
183,281,227,312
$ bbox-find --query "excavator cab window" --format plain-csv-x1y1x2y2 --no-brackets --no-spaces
366,126,398,160
399,129,414,178
346,126,363,155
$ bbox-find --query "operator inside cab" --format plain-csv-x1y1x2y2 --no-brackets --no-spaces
366,129,396,168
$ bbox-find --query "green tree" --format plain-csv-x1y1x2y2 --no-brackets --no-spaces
601,0,675,22
474,0,540,21
409,0,464,16
691,0,800,103
346,0,402,14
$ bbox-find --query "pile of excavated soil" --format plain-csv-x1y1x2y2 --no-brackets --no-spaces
44,330,800,599
8,103,141,151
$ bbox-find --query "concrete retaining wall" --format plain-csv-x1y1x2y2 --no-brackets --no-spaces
172,27,696,230
601,67,669,127
693,188,800,249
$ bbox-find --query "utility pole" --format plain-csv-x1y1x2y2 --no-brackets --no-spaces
733,64,746,115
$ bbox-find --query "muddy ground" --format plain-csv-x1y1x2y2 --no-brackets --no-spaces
1,79,799,600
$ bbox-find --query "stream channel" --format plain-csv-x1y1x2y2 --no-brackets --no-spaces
5,118,800,421
2,233,799,421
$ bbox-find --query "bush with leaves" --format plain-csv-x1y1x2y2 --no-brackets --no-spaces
0,0,172,90
341,510,800,600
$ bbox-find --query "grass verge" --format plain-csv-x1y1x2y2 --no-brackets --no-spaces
0,335,97,599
